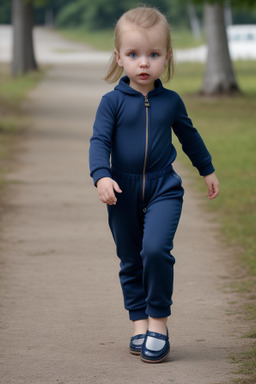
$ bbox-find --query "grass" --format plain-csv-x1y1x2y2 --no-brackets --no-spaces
0,65,44,191
229,348,256,383
57,28,115,51
171,27,205,49
168,61,256,277
57,27,205,52
168,60,256,383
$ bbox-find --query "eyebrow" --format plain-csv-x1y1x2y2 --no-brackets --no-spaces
124,47,163,52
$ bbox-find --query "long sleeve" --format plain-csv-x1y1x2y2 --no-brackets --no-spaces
172,96,215,176
89,95,116,185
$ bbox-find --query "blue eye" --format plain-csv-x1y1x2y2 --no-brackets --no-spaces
150,52,159,58
129,52,137,59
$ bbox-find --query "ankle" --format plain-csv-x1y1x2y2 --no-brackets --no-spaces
132,319,148,336
148,317,168,335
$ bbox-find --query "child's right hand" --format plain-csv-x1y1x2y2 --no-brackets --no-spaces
96,177,122,205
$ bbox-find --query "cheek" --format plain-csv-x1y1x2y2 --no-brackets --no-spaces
160,58,168,69
122,60,134,70
152,60,166,72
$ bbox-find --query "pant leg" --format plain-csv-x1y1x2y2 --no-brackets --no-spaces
108,174,148,321
141,171,184,318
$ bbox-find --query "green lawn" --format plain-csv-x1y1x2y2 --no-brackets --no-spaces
58,28,115,51
169,60,256,384
168,61,256,277
57,27,205,51
0,65,43,190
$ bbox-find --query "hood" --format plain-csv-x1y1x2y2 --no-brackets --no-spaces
114,75,164,97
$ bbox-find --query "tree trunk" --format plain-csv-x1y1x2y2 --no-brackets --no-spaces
201,2,239,95
224,2,233,27
12,0,38,76
187,1,201,41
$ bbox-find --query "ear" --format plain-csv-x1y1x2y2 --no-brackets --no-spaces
115,49,123,67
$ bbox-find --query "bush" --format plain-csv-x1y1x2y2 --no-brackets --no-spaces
56,0,171,30
56,1,87,28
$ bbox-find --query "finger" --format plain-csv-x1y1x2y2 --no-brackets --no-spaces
100,197,116,205
211,185,220,199
108,189,117,204
105,183,119,204
99,192,111,204
104,192,117,205
206,184,213,197
207,184,219,200
113,181,122,194
99,195,108,204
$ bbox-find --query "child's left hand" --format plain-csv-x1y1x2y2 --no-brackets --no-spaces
203,172,220,200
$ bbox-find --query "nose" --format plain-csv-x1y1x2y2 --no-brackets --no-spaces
139,56,149,68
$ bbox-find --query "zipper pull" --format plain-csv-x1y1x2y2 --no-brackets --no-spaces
144,96,150,107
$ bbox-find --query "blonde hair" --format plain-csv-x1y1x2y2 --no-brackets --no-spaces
104,6,174,84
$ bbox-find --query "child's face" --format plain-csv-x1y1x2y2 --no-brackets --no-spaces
115,23,171,95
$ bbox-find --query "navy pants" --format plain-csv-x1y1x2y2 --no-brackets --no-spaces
108,167,184,321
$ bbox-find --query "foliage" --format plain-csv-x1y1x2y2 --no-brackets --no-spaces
194,0,256,6
0,0,11,23
166,0,197,28
0,0,191,27
192,0,256,22
55,0,86,28
56,0,171,30
232,0,256,7
1,0,256,26
37,0,256,29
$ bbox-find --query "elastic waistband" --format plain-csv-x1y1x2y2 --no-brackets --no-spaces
111,166,173,181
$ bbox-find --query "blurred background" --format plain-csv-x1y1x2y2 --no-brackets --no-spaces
1,0,256,91
1,0,256,35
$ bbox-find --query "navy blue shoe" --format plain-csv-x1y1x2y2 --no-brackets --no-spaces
141,329,170,363
130,334,146,355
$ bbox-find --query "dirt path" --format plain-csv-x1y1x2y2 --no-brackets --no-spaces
0,42,250,383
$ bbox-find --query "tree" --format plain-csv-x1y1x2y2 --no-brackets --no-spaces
11,0,47,76
201,2,239,95
12,0,37,76
187,1,201,40
196,0,256,95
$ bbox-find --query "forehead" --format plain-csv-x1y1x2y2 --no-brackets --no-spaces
119,23,167,49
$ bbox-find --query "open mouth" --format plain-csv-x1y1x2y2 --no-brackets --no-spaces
139,73,150,80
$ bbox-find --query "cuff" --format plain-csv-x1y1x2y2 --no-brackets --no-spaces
129,309,148,321
146,304,171,319
92,168,112,186
198,163,215,177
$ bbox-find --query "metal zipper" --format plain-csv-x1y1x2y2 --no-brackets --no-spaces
142,96,150,201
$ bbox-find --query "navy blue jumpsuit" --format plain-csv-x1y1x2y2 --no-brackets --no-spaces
89,76,214,321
